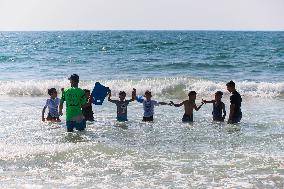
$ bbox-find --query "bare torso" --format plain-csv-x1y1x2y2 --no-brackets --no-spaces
183,100,196,115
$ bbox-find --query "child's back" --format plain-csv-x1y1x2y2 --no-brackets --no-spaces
82,89,94,121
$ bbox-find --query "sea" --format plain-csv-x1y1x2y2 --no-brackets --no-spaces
0,31,284,188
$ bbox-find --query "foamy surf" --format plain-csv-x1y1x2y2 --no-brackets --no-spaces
0,77,283,98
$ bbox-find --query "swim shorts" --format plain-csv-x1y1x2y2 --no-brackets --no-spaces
182,114,193,122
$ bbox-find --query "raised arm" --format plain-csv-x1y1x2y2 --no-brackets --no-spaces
170,101,184,107
130,88,136,102
108,91,116,103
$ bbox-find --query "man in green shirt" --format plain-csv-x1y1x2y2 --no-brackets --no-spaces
59,74,87,132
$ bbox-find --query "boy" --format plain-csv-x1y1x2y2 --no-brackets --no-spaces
139,90,169,122
82,89,94,121
202,91,226,122
108,89,136,122
226,80,242,124
59,74,87,132
42,88,61,122
170,91,204,122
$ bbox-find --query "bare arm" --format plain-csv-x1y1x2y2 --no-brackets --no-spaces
42,106,47,121
59,102,64,116
129,88,136,102
82,97,92,108
158,102,169,105
228,104,235,123
194,102,204,111
108,91,116,103
223,103,226,119
202,99,215,104
170,101,184,107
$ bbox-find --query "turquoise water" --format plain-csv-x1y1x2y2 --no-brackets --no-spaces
1,31,283,81
0,31,284,188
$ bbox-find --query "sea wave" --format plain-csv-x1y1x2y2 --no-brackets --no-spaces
0,78,283,98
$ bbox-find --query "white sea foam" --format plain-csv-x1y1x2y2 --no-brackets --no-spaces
0,78,283,98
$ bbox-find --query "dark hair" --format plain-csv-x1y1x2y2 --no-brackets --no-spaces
84,89,90,93
145,90,152,95
226,80,235,88
119,91,126,96
48,88,57,96
188,91,197,96
215,91,223,96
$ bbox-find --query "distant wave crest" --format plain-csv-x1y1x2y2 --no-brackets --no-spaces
0,78,283,98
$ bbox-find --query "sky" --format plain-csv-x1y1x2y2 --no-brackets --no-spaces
0,0,284,31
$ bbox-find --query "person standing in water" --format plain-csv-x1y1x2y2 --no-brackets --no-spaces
203,91,226,122
170,91,204,122
226,80,242,124
59,74,87,132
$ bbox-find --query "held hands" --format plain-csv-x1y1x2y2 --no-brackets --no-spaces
169,101,174,106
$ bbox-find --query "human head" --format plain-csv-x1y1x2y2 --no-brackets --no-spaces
68,74,79,86
215,91,223,101
48,88,57,98
226,80,236,93
188,91,197,100
84,89,90,98
119,91,126,100
144,90,152,100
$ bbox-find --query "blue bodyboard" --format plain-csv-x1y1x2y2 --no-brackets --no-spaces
136,95,144,103
91,82,111,105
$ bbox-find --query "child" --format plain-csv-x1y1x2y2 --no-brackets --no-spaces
82,89,94,121
170,91,204,122
202,91,226,122
42,88,61,122
139,90,169,122
108,89,136,122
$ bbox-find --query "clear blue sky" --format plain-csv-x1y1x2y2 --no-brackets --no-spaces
0,0,283,31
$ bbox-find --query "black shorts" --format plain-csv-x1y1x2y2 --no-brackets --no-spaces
143,116,153,122
182,114,193,122
47,113,60,121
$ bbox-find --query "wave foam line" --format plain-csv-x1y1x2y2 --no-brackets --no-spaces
0,78,283,98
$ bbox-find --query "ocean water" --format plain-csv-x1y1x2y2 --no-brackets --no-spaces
0,31,284,188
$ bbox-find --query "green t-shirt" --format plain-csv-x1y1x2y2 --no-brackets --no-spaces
60,87,87,121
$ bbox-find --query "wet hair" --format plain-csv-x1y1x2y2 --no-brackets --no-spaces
215,91,223,96
84,89,90,94
188,91,197,96
119,91,126,96
48,88,57,96
226,80,235,88
145,90,152,95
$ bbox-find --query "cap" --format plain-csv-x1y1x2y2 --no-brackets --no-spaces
68,74,79,82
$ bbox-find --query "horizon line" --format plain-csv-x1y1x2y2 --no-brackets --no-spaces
1,29,284,32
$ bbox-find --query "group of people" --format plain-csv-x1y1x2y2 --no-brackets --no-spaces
42,74,242,132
